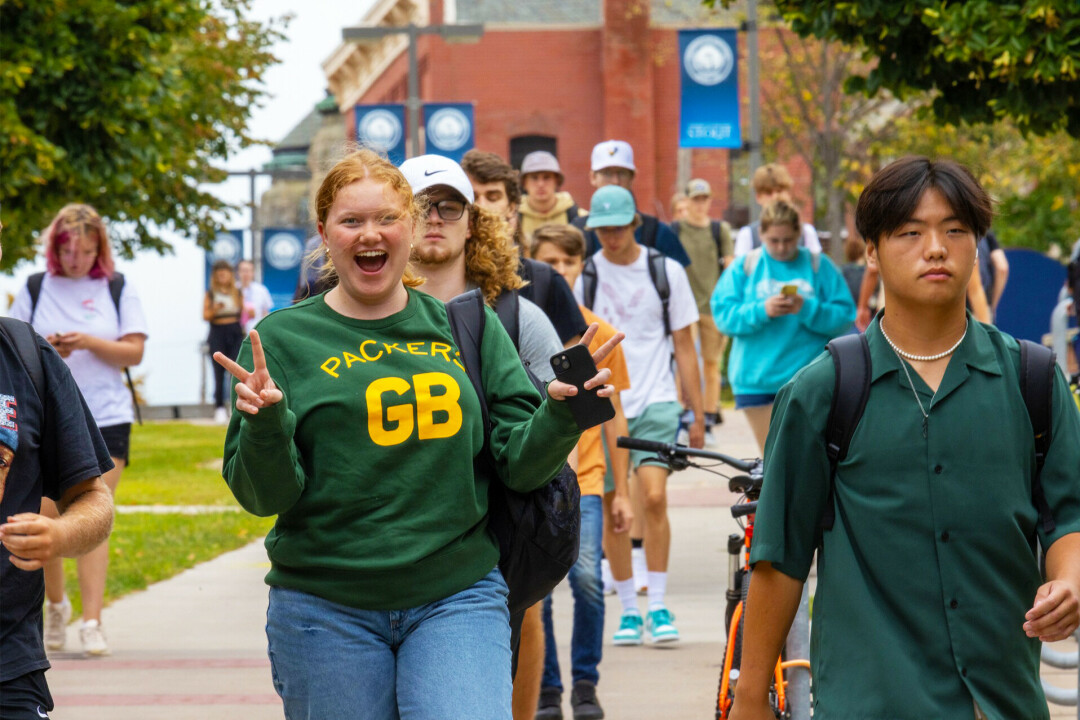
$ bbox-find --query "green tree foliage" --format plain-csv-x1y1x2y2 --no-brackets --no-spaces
736,0,1080,138
854,111,1080,253
0,0,285,268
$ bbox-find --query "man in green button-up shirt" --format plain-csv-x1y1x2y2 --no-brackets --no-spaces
732,157,1080,720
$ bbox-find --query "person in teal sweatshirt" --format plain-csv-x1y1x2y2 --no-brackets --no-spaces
711,200,855,452
212,148,622,720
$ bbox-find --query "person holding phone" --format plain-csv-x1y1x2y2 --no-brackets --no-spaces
214,148,621,720
711,199,855,453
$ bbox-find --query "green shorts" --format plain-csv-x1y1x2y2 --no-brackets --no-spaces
625,401,682,472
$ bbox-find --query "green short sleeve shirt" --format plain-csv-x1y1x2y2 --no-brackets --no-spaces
750,315,1080,719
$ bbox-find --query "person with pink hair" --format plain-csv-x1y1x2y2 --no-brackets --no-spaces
9,203,148,657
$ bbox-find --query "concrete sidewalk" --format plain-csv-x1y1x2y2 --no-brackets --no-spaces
43,408,1078,719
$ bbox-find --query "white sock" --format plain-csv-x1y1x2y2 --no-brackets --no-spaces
48,595,69,609
631,547,647,583
647,572,668,610
83,619,100,629
615,579,639,615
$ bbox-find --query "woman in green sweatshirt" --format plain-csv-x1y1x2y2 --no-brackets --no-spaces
213,148,621,720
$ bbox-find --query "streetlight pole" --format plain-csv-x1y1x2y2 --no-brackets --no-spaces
342,22,484,157
226,168,271,279
746,0,763,222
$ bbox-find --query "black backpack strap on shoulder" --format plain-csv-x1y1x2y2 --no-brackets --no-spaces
581,256,598,311
1019,340,1057,534
646,248,671,336
0,317,46,404
27,271,46,323
494,289,521,352
640,214,659,249
525,259,552,316
445,289,490,436
107,272,142,425
822,333,872,532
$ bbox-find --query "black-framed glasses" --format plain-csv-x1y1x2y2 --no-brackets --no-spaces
429,199,467,221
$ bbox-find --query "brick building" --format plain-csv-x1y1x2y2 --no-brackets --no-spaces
322,0,754,222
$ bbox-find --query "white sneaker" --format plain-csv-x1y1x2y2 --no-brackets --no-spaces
631,547,648,595
44,597,71,651
601,558,615,595
704,427,717,446
80,619,110,656
213,407,229,424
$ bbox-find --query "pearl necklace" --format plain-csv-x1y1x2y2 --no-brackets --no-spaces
879,319,968,362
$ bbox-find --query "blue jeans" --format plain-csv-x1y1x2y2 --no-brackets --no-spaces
265,567,512,720
541,494,604,690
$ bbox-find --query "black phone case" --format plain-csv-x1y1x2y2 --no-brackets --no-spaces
550,344,616,431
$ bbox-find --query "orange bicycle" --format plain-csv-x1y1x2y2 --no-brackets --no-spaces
615,437,810,719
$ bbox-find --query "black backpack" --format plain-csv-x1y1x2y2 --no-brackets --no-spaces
0,317,46,404
821,333,1058,536
580,247,671,335
516,258,554,325
445,289,581,617
27,272,142,424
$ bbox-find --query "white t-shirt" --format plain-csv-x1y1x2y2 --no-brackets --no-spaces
573,250,698,418
10,274,149,427
241,281,274,332
733,222,822,256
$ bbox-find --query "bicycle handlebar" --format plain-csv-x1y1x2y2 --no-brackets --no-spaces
615,436,760,475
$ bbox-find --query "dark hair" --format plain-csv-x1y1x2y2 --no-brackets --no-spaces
855,156,992,245
461,150,521,208
529,223,586,259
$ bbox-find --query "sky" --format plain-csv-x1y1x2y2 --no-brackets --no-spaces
1,2,374,407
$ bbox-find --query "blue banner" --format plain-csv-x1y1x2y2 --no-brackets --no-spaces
355,104,407,165
423,103,475,162
205,229,244,288
679,29,741,149
996,248,1067,344
261,228,307,311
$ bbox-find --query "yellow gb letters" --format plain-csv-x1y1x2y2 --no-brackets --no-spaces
366,377,414,447
414,372,462,440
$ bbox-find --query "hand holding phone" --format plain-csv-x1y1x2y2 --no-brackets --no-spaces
781,284,799,296
550,344,616,431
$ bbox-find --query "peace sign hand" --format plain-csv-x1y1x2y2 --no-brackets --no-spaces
213,330,283,415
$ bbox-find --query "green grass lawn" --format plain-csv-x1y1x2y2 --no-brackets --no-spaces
59,422,275,618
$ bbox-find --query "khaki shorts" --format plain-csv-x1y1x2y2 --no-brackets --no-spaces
694,311,724,364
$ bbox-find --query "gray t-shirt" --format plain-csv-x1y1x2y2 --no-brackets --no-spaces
517,296,563,383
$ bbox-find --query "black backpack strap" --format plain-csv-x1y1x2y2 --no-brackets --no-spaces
1019,340,1057,534
494,289,521,352
640,214,659,249
822,333,872,532
524,259,552,317
26,272,46,323
107,272,142,426
646,248,671,336
565,203,581,221
446,289,490,437
581,257,598,311
0,317,46,404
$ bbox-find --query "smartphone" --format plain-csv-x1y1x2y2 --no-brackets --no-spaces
781,284,799,296
550,345,616,431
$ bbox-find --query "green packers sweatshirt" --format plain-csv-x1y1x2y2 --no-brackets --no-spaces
221,288,581,610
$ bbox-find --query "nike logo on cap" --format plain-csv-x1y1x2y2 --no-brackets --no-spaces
424,169,446,177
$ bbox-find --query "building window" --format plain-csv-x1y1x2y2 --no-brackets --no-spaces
510,135,557,169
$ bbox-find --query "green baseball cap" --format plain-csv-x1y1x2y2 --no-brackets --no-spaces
585,185,636,229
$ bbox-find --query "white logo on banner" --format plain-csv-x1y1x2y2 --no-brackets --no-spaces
426,108,471,152
265,233,303,271
212,232,242,263
683,35,735,87
359,109,403,152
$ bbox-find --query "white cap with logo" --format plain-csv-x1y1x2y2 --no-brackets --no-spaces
399,154,476,203
590,140,636,173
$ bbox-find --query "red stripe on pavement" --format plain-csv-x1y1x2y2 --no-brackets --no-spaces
50,658,270,671
54,694,281,706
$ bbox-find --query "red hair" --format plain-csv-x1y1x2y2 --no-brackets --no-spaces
43,204,115,279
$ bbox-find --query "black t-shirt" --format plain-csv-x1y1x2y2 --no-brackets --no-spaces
0,330,113,682
517,258,588,345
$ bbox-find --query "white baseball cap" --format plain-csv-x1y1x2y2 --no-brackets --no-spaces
590,140,636,173
399,154,476,203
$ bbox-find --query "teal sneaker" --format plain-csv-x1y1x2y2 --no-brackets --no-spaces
646,607,680,644
612,611,644,646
